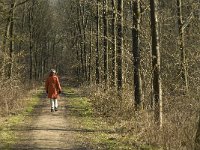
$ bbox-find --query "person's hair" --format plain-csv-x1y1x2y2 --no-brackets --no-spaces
49,69,56,76
50,69,56,73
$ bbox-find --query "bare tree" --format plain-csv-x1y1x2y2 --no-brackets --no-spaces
195,112,200,150
28,0,34,81
103,0,108,88
8,0,15,79
96,0,100,84
132,0,142,110
150,0,162,127
177,0,188,93
116,0,123,94
111,0,117,87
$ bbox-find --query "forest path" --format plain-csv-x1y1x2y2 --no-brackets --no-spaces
3,85,159,150
12,88,89,150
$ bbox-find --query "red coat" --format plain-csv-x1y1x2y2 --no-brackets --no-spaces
45,75,61,99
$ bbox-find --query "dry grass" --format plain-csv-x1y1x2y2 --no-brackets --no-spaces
81,84,199,150
0,78,39,116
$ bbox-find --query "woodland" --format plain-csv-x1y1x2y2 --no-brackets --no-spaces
0,0,200,149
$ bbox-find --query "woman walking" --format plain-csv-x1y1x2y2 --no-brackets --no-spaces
45,69,62,112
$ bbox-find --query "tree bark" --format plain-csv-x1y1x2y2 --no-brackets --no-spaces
103,0,108,88
96,0,100,84
77,20,84,77
76,39,81,80
195,112,200,150
29,2,33,81
177,0,188,93
8,0,15,79
111,0,117,87
117,0,123,93
88,23,93,83
77,2,88,81
132,0,142,110
29,0,35,81
150,0,162,127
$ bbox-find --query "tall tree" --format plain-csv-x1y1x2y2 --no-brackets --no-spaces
78,1,88,81
28,0,34,81
111,0,117,87
132,0,142,110
8,0,15,79
195,112,200,150
88,23,93,83
116,0,123,93
150,0,162,127
96,0,100,84
103,0,108,88
177,0,188,93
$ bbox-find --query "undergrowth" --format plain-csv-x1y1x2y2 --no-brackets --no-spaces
65,87,161,149
79,83,199,150
0,89,40,149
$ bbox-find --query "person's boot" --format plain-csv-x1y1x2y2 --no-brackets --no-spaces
55,107,58,111
51,108,54,112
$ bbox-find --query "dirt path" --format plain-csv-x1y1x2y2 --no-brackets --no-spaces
12,91,88,150
7,86,137,150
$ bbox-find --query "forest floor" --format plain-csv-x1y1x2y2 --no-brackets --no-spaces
0,86,160,150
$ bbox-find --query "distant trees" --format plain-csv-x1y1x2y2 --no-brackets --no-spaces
52,0,200,131
1,0,15,79
0,0,63,81
0,0,199,148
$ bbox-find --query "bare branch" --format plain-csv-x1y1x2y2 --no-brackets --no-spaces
15,0,31,8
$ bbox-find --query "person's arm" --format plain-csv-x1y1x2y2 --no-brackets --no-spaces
56,76,62,94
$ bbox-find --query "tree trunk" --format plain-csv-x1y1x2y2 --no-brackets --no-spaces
8,0,15,79
76,9,84,77
18,3,26,56
96,0,100,84
150,0,162,127
83,29,88,81
34,48,38,80
81,3,88,81
29,0,35,81
195,112,200,150
77,2,88,81
76,42,81,80
103,0,108,88
177,0,188,93
117,0,123,94
2,18,10,53
132,0,142,110
1,17,10,80
88,23,93,83
111,0,117,87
